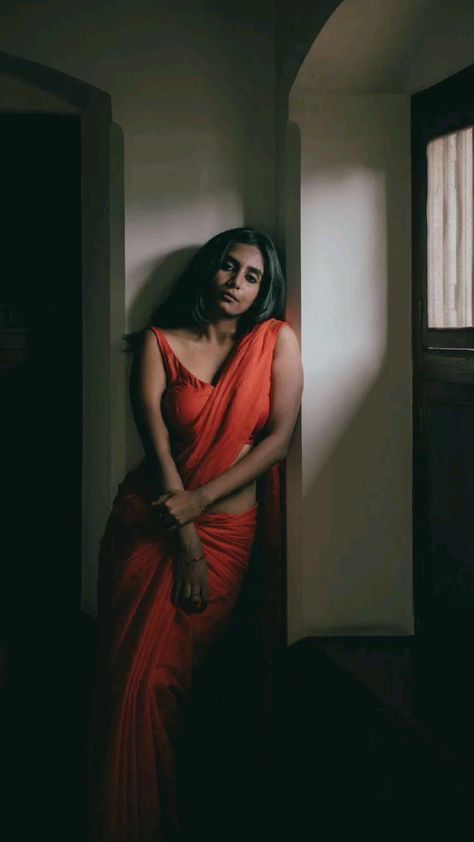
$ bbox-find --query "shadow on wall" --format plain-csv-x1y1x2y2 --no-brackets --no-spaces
125,246,200,467
302,359,412,636
127,246,200,334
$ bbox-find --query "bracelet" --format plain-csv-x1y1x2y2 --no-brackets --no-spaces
184,553,205,566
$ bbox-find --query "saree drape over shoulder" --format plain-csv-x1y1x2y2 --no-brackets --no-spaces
87,318,287,842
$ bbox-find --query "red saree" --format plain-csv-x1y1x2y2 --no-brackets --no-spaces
87,317,287,842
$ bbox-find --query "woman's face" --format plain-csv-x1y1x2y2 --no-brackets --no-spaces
208,242,264,319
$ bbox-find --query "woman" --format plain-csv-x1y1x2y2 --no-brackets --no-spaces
87,227,303,841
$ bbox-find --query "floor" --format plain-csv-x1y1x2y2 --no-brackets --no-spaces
1,617,473,841
273,636,474,841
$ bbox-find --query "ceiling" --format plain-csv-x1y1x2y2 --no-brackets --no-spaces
294,0,474,94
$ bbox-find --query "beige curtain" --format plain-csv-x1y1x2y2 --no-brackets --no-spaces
427,126,473,328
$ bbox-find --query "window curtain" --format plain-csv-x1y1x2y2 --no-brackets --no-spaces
427,126,473,328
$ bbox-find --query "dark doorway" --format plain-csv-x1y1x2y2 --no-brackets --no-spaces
0,113,82,838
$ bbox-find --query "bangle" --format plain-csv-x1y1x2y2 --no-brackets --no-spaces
184,553,205,566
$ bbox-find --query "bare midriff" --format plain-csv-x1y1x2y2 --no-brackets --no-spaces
204,442,257,515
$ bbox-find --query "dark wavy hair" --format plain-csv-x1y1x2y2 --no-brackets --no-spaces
125,227,285,349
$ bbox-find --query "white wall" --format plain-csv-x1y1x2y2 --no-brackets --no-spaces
288,92,413,640
0,0,276,615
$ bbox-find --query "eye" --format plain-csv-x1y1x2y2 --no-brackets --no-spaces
246,274,258,284
221,259,235,271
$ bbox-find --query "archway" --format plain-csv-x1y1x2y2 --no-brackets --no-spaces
281,0,474,642
0,51,120,618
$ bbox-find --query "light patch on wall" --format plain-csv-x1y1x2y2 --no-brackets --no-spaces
300,166,388,490
291,90,413,636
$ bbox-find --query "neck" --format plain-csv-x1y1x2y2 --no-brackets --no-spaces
201,318,240,344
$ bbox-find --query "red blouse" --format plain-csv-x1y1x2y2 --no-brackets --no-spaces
149,326,270,447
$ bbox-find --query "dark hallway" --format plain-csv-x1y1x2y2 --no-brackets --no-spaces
0,112,82,840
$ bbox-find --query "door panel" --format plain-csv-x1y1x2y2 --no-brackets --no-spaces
420,384,474,632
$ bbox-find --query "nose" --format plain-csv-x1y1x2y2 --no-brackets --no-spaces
226,268,243,288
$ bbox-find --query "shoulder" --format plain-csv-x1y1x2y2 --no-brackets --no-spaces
141,328,165,368
141,328,163,368
157,326,199,346
270,319,300,351
255,317,296,339
271,321,302,384
143,326,160,349
144,325,190,348
253,318,299,354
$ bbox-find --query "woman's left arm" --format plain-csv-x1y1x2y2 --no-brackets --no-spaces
156,325,303,527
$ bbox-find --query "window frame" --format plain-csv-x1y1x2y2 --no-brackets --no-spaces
412,65,474,352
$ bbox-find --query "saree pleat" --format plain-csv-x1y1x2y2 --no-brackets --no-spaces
87,319,287,841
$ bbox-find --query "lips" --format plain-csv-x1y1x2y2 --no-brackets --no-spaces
222,291,239,302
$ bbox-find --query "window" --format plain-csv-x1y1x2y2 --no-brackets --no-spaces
427,126,473,328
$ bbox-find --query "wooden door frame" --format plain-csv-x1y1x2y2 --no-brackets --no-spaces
411,62,474,636
0,52,113,615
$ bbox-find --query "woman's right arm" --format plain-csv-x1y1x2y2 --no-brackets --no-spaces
135,328,187,500
132,328,209,611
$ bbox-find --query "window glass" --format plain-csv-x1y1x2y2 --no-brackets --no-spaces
427,126,473,328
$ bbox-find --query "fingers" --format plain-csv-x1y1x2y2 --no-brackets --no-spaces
150,491,173,507
156,503,188,529
150,493,178,529
171,571,182,607
162,512,177,530
190,589,202,611
153,504,177,530
181,594,202,613
150,491,195,531
193,589,208,614
180,572,209,613
181,577,199,611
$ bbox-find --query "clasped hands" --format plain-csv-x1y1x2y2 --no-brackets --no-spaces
151,488,209,614
150,488,206,530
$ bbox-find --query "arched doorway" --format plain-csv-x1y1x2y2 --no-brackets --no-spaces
282,0,474,643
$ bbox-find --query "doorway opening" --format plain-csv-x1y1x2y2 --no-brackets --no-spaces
0,53,113,840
